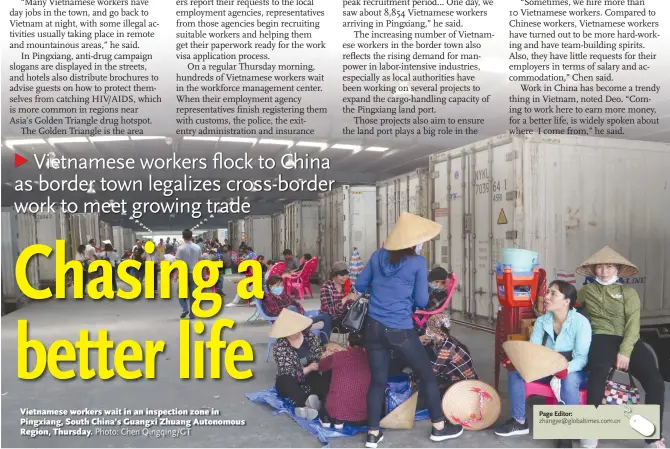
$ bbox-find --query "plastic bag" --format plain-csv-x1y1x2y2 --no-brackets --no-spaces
385,375,430,420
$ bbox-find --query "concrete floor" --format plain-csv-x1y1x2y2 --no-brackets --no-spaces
2,276,668,448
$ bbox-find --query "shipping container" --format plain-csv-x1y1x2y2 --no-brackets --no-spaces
2,208,39,312
112,226,124,252
428,133,670,339
318,185,377,282
271,212,286,260
216,228,228,242
123,228,134,251
285,201,320,260
35,208,72,288
376,168,430,255
69,212,100,255
244,216,272,259
228,219,245,249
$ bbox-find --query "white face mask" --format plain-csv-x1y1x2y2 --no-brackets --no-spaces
415,243,424,255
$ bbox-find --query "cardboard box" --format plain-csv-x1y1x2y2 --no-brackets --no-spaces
507,334,527,341
521,318,537,338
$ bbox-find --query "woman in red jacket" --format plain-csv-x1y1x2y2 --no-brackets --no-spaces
318,332,370,429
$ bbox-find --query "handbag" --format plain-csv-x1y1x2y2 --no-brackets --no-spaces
602,369,641,406
342,294,368,332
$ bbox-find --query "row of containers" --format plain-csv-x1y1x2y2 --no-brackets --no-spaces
233,133,670,331
1,208,138,314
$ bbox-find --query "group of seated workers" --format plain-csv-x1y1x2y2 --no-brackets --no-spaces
495,246,666,448
262,243,666,449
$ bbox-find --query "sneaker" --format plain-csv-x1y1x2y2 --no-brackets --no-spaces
319,415,331,429
180,311,189,319
225,300,240,307
333,419,344,430
430,421,464,441
493,418,529,436
645,439,666,448
366,431,384,448
306,395,321,411
579,439,598,448
295,407,318,421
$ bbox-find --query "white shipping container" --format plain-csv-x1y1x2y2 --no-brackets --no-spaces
1,208,39,306
285,201,320,259
123,228,134,251
70,213,100,254
271,212,286,260
428,133,670,330
376,168,430,254
244,216,272,258
228,219,245,248
112,226,124,252
216,228,228,242
35,208,72,287
318,185,377,282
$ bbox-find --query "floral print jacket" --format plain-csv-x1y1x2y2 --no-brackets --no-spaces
273,331,322,388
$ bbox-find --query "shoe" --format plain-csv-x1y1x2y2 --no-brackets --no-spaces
225,301,240,307
295,407,318,421
493,418,529,436
645,439,666,448
333,420,344,430
180,311,189,319
430,421,463,441
579,439,598,448
366,431,384,448
319,415,331,428
306,395,321,411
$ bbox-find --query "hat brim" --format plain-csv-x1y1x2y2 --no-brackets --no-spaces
575,246,639,277
384,212,442,251
269,309,314,339
442,380,501,430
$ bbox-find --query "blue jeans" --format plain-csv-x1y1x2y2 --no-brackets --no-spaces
508,370,588,421
364,317,444,430
178,273,197,319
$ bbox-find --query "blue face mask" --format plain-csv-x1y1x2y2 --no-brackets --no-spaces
271,287,284,296
429,283,437,291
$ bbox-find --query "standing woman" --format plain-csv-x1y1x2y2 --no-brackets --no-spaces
354,212,463,448
576,247,665,449
97,241,120,293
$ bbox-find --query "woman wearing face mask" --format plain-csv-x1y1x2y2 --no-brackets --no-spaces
494,280,591,446
264,276,333,342
575,247,665,449
355,212,463,448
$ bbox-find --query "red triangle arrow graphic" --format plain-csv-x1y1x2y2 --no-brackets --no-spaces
14,153,28,168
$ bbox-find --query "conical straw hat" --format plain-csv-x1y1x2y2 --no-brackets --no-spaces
269,308,313,339
380,391,418,430
384,212,442,251
442,380,501,431
575,246,638,277
502,341,568,383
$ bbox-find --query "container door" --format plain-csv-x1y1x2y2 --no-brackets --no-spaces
1,211,19,301
35,212,59,282
397,175,409,215
471,142,518,327
376,183,388,247
386,181,397,238
18,213,40,290
350,187,378,266
431,152,467,315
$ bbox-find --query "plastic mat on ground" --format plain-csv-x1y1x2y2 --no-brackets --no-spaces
246,376,429,446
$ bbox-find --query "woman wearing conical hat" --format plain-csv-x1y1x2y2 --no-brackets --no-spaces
354,212,464,447
576,247,665,449
270,309,329,421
